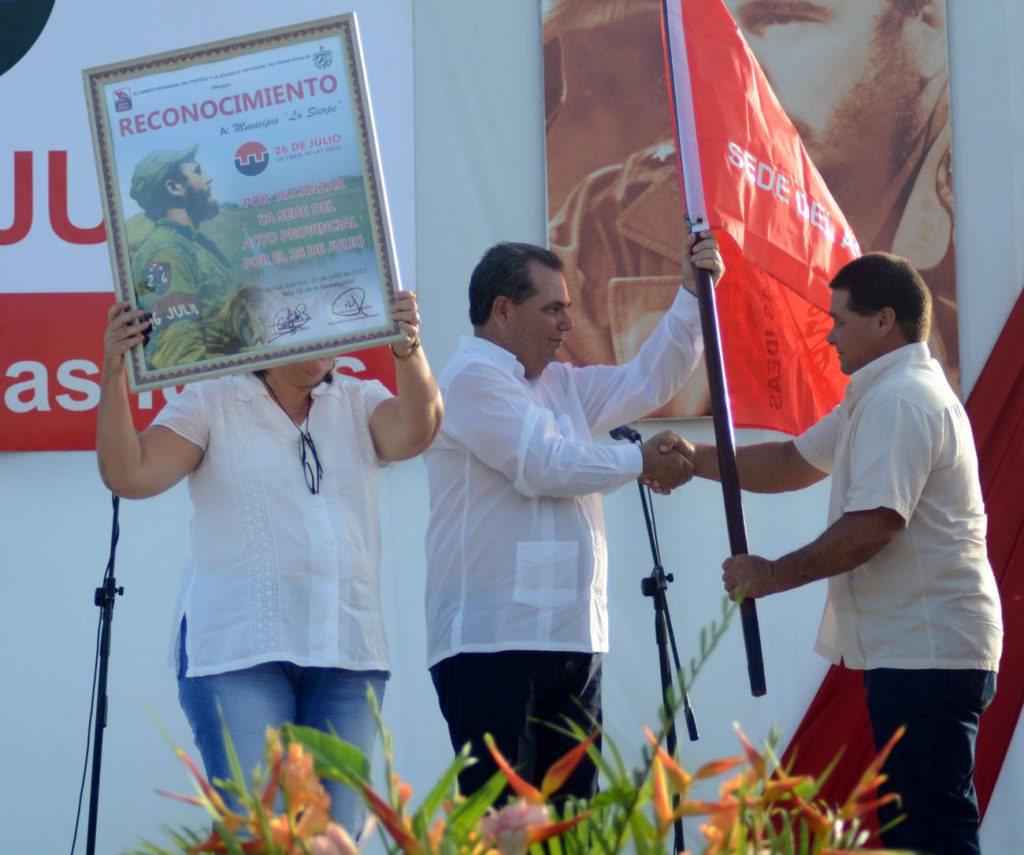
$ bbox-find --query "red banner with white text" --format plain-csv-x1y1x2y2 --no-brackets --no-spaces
0,292,396,451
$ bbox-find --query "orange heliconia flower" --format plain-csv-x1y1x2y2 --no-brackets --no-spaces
361,781,423,855
483,730,598,805
280,742,331,836
695,756,748,782
733,724,767,779
840,724,906,820
643,726,693,793
539,731,598,797
792,791,833,837
483,734,544,805
651,756,673,838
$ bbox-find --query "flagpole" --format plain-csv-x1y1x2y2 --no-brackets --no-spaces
692,263,766,697
661,0,766,697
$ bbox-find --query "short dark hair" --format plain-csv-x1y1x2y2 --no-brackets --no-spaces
468,242,564,327
829,252,932,342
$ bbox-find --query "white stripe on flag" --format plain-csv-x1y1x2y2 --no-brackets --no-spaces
662,0,708,228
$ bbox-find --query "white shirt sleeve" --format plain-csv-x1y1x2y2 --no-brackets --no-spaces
152,382,210,450
357,377,393,417
442,361,642,499
793,406,840,475
571,286,703,433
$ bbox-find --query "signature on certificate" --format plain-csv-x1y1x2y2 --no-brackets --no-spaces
329,287,375,322
270,304,312,341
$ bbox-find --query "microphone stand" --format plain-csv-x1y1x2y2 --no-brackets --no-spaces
610,427,697,855
86,494,124,855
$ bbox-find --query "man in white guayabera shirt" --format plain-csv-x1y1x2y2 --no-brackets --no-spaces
688,253,1002,855
424,232,724,800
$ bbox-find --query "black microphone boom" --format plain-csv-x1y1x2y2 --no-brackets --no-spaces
609,425,642,443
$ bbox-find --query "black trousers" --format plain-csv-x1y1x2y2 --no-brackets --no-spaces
430,650,602,802
864,667,997,855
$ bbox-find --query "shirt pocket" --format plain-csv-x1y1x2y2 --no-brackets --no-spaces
513,540,580,610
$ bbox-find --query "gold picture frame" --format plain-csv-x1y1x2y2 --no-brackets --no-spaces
84,13,403,392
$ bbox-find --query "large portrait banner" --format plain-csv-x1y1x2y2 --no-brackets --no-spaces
84,13,403,392
543,0,958,420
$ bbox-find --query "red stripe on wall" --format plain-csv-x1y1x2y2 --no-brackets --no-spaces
0,292,397,451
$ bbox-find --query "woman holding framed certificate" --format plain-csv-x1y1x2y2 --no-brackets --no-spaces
95,290,441,831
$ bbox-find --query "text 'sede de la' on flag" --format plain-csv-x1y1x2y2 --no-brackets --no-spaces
661,0,860,435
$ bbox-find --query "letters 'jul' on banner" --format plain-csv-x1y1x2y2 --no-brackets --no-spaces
662,0,860,436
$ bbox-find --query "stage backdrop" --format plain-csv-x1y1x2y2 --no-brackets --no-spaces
1,2,1022,854
543,0,960,417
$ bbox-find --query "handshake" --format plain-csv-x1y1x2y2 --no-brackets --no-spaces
639,429,695,494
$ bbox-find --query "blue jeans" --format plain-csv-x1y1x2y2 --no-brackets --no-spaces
864,668,996,855
177,624,387,834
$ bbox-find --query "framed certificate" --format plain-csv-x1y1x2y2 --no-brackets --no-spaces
84,13,404,392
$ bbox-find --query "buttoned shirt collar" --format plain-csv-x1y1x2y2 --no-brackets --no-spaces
845,341,930,410
461,334,527,382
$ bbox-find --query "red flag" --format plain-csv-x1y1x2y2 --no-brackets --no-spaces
661,0,858,434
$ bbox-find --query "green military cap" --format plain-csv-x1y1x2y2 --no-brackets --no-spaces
129,144,198,212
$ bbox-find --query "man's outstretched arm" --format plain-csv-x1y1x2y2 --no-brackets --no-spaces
654,437,828,494
722,507,905,600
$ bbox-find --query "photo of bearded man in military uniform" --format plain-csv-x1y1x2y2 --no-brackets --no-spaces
128,145,264,369
543,0,958,417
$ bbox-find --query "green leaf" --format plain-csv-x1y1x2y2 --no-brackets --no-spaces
626,809,656,855
283,723,370,786
446,769,506,834
581,817,618,855
219,714,250,797
411,744,475,837
586,783,635,810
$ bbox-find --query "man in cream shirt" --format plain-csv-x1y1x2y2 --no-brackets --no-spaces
688,252,1002,855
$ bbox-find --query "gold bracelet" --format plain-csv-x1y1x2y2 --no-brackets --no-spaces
390,335,420,361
